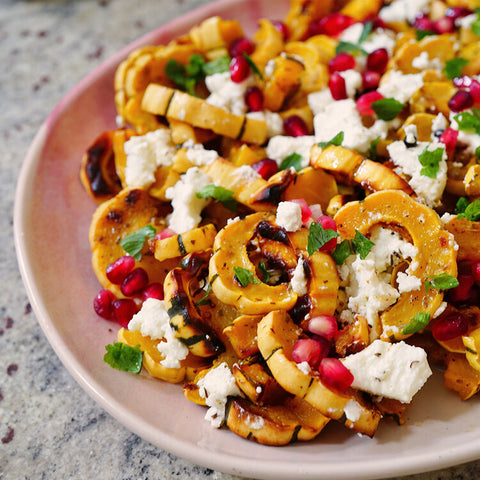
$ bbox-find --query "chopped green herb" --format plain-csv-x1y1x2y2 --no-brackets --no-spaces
402,312,431,335
196,184,238,211
234,266,261,287
457,198,480,221
369,137,381,162
351,230,374,260
335,41,367,56
476,145,480,158
371,98,405,121
358,21,373,44
258,261,270,283
119,225,156,260
317,131,344,149
472,9,480,36
195,283,212,306
425,273,459,293
307,222,339,256
203,55,231,75
456,196,469,214
165,55,206,95
443,57,469,79
418,146,444,178
279,152,303,171
242,53,263,79
454,108,480,135
104,342,143,373
331,239,354,265
415,29,435,41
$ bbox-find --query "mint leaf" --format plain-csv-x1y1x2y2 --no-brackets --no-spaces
335,41,367,55
279,152,303,171
456,196,469,214
195,282,212,306
371,98,405,121
351,230,374,259
331,239,353,265
317,131,344,149
358,21,373,44
119,225,156,260
307,222,339,256
457,198,480,221
369,137,381,162
416,29,435,40
165,54,206,94
402,312,430,335
443,57,469,79
418,146,444,178
203,55,231,75
234,266,260,287
258,261,270,283
425,273,459,293
476,145,480,158
242,53,263,79
454,108,480,135
472,10,480,36
196,184,237,211
104,342,143,373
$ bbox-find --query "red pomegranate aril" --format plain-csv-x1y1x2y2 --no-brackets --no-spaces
431,311,468,341
448,273,475,303
329,72,348,100
290,198,312,224
251,157,279,179
230,55,250,83
121,267,149,297
453,76,480,102
112,298,138,328
307,315,338,339
292,338,328,370
93,289,116,320
142,282,164,301
438,128,458,154
319,358,354,392
310,13,355,37
472,261,480,282
245,86,264,112
356,90,384,116
448,90,474,112
367,16,386,30
105,255,136,285
328,52,356,74
433,16,455,34
315,215,338,251
362,70,381,91
229,37,255,57
366,48,389,74
309,203,323,223
283,115,309,137
413,13,434,32
272,20,289,40
155,228,176,241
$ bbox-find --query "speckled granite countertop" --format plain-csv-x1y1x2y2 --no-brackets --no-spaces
2,1,480,479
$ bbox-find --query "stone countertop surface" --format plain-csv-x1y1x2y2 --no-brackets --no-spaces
1,1,480,479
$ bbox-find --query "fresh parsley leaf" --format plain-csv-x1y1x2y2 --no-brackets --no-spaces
317,131,344,149
351,230,374,260
307,222,339,256
234,266,260,287
258,261,270,283
279,152,303,171
418,146,444,178
358,21,373,44
454,108,480,135
242,53,263,79
457,198,480,221
456,196,469,214
424,273,459,293
203,55,231,75
165,55,206,94
335,41,367,56
371,98,405,121
402,312,431,335
196,184,238,211
369,137,381,162
119,225,156,260
331,239,353,265
104,342,143,373
416,29,435,40
443,57,469,79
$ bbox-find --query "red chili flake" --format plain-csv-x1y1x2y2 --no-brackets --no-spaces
7,364,18,376
24,303,32,314
4,316,13,329
1,426,15,444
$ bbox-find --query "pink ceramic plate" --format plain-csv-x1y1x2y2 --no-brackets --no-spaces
14,1,480,479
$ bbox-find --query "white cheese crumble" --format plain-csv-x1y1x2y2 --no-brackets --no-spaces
232,164,261,187
197,362,242,428
342,340,432,403
128,298,188,369
450,109,480,154
124,128,176,188
378,0,430,24
246,111,284,138
165,167,212,234
378,70,424,104
184,140,219,166
308,89,335,115
266,135,316,168
291,257,308,295
339,23,397,55
296,361,312,375
339,69,363,98
344,399,363,423
411,51,444,71
276,201,303,232
431,113,448,138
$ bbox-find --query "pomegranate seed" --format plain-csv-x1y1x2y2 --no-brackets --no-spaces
142,282,164,301
245,86,264,112
292,338,329,370
366,48,389,74
431,311,468,341
155,228,176,240
328,52,356,74
112,298,138,328
319,358,354,391
229,37,255,57
438,128,458,154
309,204,323,222
106,255,135,285
251,158,278,179
307,315,338,339
93,289,116,320
272,20,289,40
121,267,149,297
472,261,480,282
413,13,434,32
362,70,381,91
308,13,355,37
356,90,384,116
290,198,312,224
433,16,455,34
448,273,475,303
329,72,347,100
316,215,338,251
283,115,309,137
454,77,480,102
367,17,386,30
445,7,473,20
448,90,474,112
230,55,250,83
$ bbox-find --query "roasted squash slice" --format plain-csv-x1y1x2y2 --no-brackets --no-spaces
334,190,458,341
257,310,381,437
444,352,480,400
223,314,263,359
445,216,480,262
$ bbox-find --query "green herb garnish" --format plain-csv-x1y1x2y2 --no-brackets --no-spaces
443,57,469,79
242,52,263,79
402,312,431,335
471,9,480,36
331,239,354,265
457,198,480,221
358,21,373,44
456,196,470,215
335,41,367,56
425,273,459,293
415,29,436,41
195,283,212,306
258,261,270,283
203,55,231,75
369,137,381,162
234,266,261,287
104,342,143,373
351,229,374,259
306,222,339,256
165,54,206,95
317,131,344,149
418,146,444,178
279,152,303,171
119,225,156,260
371,98,405,121
196,184,238,211
454,108,480,135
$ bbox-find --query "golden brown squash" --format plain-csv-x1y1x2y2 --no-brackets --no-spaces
444,216,480,262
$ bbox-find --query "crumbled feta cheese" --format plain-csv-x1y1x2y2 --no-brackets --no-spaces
339,69,363,98
431,113,448,139
440,212,456,224
296,361,312,375
396,271,422,293
231,164,261,187
197,362,242,428
165,167,212,234
308,89,334,115
291,257,308,295
266,135,316,167
411,51,444,71
450,110,480,154
340,23,397,55
246,111,284,138
456,13,477,30
344,399,363,422
276,201,303,232
342,340,432,403
378,70,424,104
434,301,448,318
185,141,219,166
124,128,176,188
404,124,418,146
378,0,430,24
